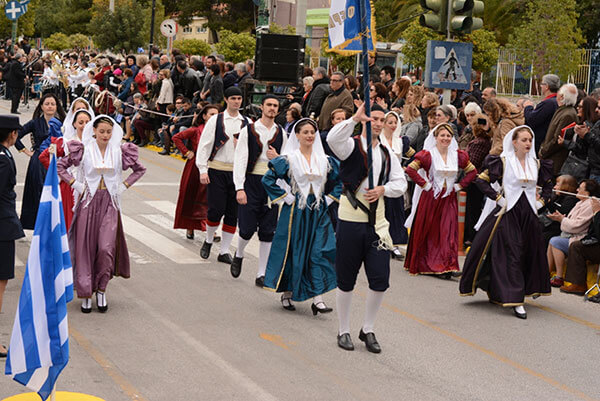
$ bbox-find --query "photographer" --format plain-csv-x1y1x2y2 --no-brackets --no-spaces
6,53,26,114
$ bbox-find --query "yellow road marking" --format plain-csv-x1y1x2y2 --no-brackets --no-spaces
526,301,600,331
2,391,105,401
380,301,599,401
137,151,183,174
69,327,149,401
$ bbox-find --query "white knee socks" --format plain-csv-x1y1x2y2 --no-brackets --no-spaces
206,225,217,243
257,241,271,278
336,289,353,335
219,231,234,255
363,289,385,334
236,237,250,258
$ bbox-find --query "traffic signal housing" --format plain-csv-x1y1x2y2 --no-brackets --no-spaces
419,0,447,34
449,0,484,34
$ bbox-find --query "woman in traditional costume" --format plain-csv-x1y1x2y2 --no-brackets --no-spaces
404,123,477,277
57,115,146,313
380,111,415,258
262,118,341,314
172,104,219,239
14,93,66,229
459,126,553,319
39,109,93,229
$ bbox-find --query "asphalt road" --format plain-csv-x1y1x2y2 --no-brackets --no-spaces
1,98,600,401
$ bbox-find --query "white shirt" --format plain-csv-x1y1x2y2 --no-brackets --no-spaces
327,118,407,198
42,67,59,86
69,68,88,88
233,119,286,190
196,110,247,174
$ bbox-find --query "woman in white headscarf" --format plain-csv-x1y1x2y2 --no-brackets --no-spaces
459,126,553,319
380,111,415,257
262,118,342,314
57,115,146,314
404,123,477,277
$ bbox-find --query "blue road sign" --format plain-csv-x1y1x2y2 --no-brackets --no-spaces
4,0,23,21
424,40,473,90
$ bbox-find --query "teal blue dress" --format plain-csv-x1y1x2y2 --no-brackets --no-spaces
262,155,342,302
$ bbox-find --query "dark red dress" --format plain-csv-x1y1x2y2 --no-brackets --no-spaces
172,125,208,231
39,137,75,229
405,149,477,275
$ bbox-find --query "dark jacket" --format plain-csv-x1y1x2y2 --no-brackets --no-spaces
305,77,331,118
177,68,200,100
223,71,237,90
7,60,25,89
524,94,558,151
538,104,578,175
0,144,25,241
209,75,224,104
575,120,600,176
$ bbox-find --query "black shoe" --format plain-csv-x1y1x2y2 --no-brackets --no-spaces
337,333,354,351
213,235,221,243
81,298,92,314
11,111,20,115
133,138,141,145
200,241,212,259
97,292,108,313
359,329,381,353
158,148,170,155
230,256,243,278
217,253,233,264
451,270,463,278
0,345,7,358
281,294,296,311
436,272,452,280
186,232,194,240
311,302,333,315
255,276,265,287
513,307,527,319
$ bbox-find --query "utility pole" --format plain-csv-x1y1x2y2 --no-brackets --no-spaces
149,0,156,53
109,0,114,12
295,0,307,36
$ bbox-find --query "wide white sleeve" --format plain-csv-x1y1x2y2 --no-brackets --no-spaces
326,118,357,161
233,126,249,191
196,114,218,174
383,149,408,198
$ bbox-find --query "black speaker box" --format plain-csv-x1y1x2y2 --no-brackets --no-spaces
255,33,305,83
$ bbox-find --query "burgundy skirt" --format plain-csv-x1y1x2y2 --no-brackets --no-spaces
174,158,208,231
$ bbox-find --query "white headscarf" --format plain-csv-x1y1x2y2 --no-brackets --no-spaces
501,125,539,212
380,111,403,156
81,115,125,209
63,98,95,140
405,123,459,228
283,118,330,209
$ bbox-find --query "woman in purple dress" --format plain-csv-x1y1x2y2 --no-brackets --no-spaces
459,126,553,319
57,115,146,313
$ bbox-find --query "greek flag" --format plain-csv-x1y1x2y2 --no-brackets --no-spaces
19,0,30,13
4,155,73,400
328,0,376,55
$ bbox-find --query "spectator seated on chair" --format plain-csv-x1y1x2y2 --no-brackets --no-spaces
539,174,579,246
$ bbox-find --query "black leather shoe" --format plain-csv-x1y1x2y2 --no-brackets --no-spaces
359,329,381,353
200,241,212,259
230,256,243,278
337,333,354,351
280,294,296,311
0,345,7,358
255,276,265,287
217,253,233,264
186,232,194,240
311,302,333,315
436,272,452,280
451,270,463,278
513,307,527,319
158,148,170,155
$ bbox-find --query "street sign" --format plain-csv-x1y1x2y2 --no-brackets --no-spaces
160,19,177,38
4,1,23,21
424,40,473,90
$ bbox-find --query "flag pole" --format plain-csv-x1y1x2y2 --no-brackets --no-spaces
358,0,373,189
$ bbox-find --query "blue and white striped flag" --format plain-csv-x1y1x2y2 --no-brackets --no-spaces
19,0,30,13
328,0,376,55
5,155,73,400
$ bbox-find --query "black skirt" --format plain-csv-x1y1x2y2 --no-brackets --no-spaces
0,240,16,280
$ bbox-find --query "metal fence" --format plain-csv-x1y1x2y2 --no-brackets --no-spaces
495,49,600,96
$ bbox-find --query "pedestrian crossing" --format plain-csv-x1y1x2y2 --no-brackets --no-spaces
14,199,263,267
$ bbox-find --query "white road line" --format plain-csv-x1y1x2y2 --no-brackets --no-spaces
140,214,186,239
145,200,176,218
121,215,205,264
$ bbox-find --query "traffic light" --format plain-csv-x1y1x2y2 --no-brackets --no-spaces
449,0,484,34
419,0,447,34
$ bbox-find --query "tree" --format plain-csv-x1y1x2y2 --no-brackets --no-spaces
576,0,600,48
269,23,296,35
176,0,255,34
462,30,499,73
0,0,38,38
44,32,71,50
68,33,91,50
400,19,444,69
173,39,212,56
35,0,67,38
320,36,355,74
507,0,584,82
61,0,93,35
90,0,145,52
214,30,255,63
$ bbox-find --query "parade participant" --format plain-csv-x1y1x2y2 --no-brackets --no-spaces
0,116,25,358
380,111,415,258
172,104,220,239
14,93,66,229
57,115,146,313
404,123,477,277
327,103,407,353
231,95,287,285
459,126,553,319
196,87,250,264
262,118,341,314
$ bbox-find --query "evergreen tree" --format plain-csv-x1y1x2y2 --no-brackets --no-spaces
90,0,145,52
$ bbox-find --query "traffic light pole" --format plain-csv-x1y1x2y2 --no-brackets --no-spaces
442,0,452,105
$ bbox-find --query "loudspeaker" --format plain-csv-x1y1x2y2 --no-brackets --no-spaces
255,34,305,83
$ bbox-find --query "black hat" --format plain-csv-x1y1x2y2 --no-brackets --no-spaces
371,104,386,113
0,115,22,131
224,86,243,98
